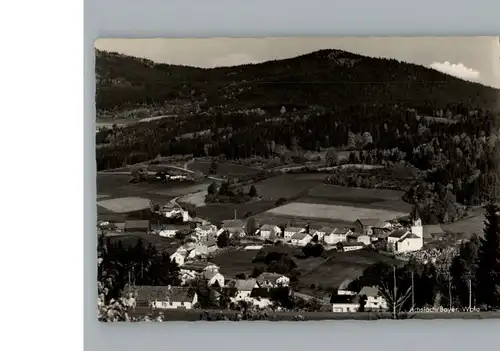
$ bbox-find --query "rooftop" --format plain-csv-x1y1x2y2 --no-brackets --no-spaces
260,224,278,231
222,219,246,228
291,232,311,240
338,279,353,291
230,279,257,291
318,226,335,233
356,218,384,227
124,285,196,303
332,228,352,235
359,286,381,297
125,220,150,229
285,227,304,233
181,261,218,272
388,229,410,238
256,272,287,283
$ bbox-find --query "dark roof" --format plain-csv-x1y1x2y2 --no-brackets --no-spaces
330,294,359,304
260,224,278,231
388,229,409,238
318,226,335,233
411,204,421,221
332,228,352,235
228,279,257,291
125,220,150,229
285,227,304,233
399,233,420,241
359,286,381,297
291,232,311,240
222,219,246,228
124,285,196,303
250,287,289,298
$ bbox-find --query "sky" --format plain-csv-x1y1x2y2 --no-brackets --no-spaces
95,37,500,88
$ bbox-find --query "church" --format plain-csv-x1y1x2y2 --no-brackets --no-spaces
387,205,424,253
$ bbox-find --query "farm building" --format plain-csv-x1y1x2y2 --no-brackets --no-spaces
290,232,313,247
324,228,353,245
354,218,388,235
124,220,150,233
219,219,246,237
338,242,364,252
226,279,259,301
124,285,198,310
157,223,191,238
257,224,282,239
203,268,225,287
359,286,387,311
330,294,360,313
284,227,305,240
256,272,290,288
195,224,218,237
316,227,335,241
249,287,290,309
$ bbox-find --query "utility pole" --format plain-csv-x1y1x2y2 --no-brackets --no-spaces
234,209,237,220
393,265,397,319
411,270,415,309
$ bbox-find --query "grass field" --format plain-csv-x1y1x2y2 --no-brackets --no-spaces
211,249,260,278
195,200,277,224
442,208,485,237
187,160,261,176
297,250,402,291
97,173,210,203
247,173,327,200
266,202,408,222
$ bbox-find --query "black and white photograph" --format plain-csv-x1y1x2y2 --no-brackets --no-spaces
95,37,500,322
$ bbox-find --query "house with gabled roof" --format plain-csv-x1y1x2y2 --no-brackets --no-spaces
354,218,388,235
256,272,290,288
257,224,282,240
290,232,312,247
124,285,198,310
330,293,360,312
324,228,353,245
359,286,387,311
284,226,305,240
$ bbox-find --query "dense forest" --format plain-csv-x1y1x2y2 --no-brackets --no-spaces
95,49,500,223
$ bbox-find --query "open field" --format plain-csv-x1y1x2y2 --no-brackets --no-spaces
248,173,327,200
127,307,500,321
97,173,210,203
302,184,412,212
442,207,485,237
211,249,260,278
297,250,402,291
266,202,408,222
97,197,151,213
195,200,277,224
254,212,353,229
187,160,261,176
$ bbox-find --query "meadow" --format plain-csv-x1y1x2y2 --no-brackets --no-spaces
187,160,261,177
266,202,408,223
211,249,260,278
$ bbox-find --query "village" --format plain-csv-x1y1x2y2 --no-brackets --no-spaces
98,196,433,314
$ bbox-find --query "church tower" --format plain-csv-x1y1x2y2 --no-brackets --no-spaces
410,204,423,240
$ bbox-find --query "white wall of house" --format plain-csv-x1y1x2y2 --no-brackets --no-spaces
152,294,198,310
159,229,177,238
170,252,185,266
291,235,312,246
250,297,273,309
338,289,356,296
260,230,272,239
324,233,348,245
343,245,363,252
332,303,359,312
284,229,304,240
207,273,225,287
395,237,423,253
365,296,387,310
357,235,371,245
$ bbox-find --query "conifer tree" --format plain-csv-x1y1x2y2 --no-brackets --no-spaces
476,202,500,308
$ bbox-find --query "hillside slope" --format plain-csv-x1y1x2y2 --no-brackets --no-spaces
95,49,499,113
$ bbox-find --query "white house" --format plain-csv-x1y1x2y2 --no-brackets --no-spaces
338,242,364,252
316,227,335,241
170,251,186,266
219,219,246,237
356,235,372,246
290,232,312,246
284,227,305,241
257,224,282,240
395,233,423,253
256,272,290,288
359,286,388,310
228,279,259,301
125,285,198,310
324,228,353,245
158,224,191,238
331,294,359,313
204,268,225,287
195,224,217,238
354,218,389,235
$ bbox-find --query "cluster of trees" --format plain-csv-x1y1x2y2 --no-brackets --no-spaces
205,181,259,204
98,236,181,305
350,203,500,311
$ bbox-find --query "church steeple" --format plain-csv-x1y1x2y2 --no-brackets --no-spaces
411,204,422,227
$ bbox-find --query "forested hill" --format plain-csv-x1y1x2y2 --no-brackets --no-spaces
95,49,499,113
